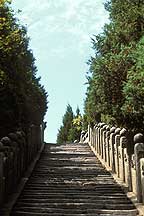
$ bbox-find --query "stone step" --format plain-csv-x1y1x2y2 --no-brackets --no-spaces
16,197,131,203
11,208,138,215
16,193,131,199
12,203,135,211
23,185,122,190
10,211,138,216
17,194,130,200
10,143,138,216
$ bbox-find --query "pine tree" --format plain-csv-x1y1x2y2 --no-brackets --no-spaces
84,0,144,130
57,105,83,144
0,1,48,137
57,104,73,144
68,106,82,142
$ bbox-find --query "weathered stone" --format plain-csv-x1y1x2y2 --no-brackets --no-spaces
110,129,116,173
120,128,127,137
10,143,137,216
115,128,121,135
134,133,144,203
134,133,144,144
140,158,144,203
0,152,4,206
1,137,11,146
110,127,116,133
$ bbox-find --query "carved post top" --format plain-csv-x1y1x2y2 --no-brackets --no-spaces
134,142,144,153
81,130,86,139
81,130,85,135
16,131,23,139
8,132,18,141
99,122,106,128
17,131,25,137
134,133,144,144
115,128,121,135
120,128,127,137
102,125,107,130
110,126,116,133
1,136,11,146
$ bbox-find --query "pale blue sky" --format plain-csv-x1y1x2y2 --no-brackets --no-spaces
12,0,109,143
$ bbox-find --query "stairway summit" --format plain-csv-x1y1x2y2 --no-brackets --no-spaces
10,143,138,216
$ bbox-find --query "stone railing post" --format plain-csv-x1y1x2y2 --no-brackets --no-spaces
101,125,107,161
8,133,19,187
99,123,105,157
119,128,128,184
103,125,108,163
90,126,93,145
114,128,121,177
140,158,144,203
106,126,110,167
0,150,4,206
1,137,14,196
91,126,94,147
97,123,100,154
88,125,90,143
134,133,144,203
109,127,116,172
94,124,97,151
95,125,99,154
80,130,85,143
81,131,88,143
41,122,46,145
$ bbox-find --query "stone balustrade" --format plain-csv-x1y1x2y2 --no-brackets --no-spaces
0,123,45,207
81,123,144,205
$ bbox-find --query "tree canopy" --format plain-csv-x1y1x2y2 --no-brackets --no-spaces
84,0,144,131
0,1,48,137
57,105,82,144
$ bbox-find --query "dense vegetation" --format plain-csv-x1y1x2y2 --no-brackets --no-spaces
84,0,144,132
57,104,82,144
0,0,48,137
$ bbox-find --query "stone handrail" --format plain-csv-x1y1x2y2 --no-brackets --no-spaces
0,123,45,207
85,123,144,204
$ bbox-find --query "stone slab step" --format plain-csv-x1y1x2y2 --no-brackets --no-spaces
10,143,138,215
11,208,138,215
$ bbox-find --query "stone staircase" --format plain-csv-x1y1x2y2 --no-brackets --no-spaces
10,143,139,215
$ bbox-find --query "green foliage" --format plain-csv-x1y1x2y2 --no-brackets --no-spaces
57,104,74,144
84,0,144,130
0,2,48,137
57,105,82,144
122,36,144,129
68,108,83,142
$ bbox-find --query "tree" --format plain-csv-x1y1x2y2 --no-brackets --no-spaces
122,36,144,130
57,105,83,144
84,0,144,130
68,106,83,142
57,104,73,144
0,1,48,137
